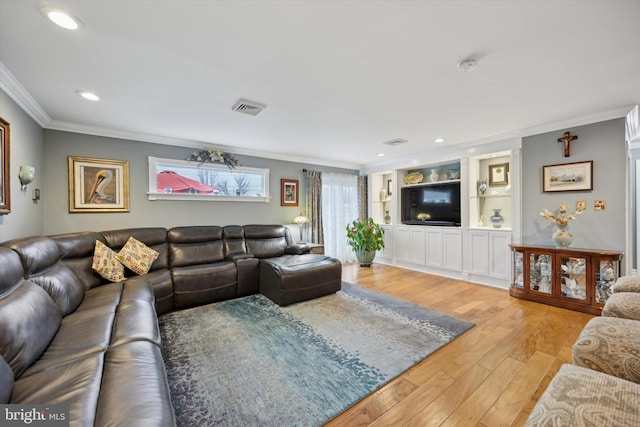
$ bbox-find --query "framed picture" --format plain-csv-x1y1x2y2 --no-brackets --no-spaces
68,156,129,212
543,160,593,192
281,178,298,206
0,117,9,215
386,179,392,196
488,163,509,186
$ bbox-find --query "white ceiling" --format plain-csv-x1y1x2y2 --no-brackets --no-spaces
1,0,639,170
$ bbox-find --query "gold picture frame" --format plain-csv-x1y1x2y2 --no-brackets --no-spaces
488,163,509,186
281,178,299,207
68,156,129,212
0,117,9,215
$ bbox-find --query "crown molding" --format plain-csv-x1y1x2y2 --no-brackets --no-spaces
364,105,633,173
0,62,50,126
45,120,362,171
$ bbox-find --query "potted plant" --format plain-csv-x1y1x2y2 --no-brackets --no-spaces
346,217,385,267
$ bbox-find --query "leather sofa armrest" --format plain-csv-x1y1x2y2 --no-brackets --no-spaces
226,253,255,261
285,244,311,255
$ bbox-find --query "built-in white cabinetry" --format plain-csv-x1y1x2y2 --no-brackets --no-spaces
425,228,462,271
467,229,512,287
377,225,393,260
391,225,462,274
367,145,520,289
394,226,426,265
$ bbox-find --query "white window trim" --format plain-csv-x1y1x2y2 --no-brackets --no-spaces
147,156,271,203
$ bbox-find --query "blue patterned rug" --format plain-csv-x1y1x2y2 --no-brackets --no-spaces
158,282,474,426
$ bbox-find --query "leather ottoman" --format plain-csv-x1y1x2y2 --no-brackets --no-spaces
259,254,342,306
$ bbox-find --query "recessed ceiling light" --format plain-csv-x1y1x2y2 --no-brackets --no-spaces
41,7,82,30
77,91,100,101
434,137,445,143
377,153,385,157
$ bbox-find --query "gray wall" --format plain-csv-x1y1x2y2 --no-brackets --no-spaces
42,130,358,235
0,90,44,241
521,118,626,254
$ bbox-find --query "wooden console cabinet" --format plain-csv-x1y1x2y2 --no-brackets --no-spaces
509,244,623,315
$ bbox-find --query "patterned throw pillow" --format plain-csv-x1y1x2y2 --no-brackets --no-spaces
117,236,159,275
92,240,126,282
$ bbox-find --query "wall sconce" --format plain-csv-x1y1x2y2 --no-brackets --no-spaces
19,165,35,191
293,213,310,243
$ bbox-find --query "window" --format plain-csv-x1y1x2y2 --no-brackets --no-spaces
148,157,270,202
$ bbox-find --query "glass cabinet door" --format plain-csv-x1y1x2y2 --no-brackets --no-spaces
595,259,619,305
513,250,524,289
529,252,553,295
559,255,588,302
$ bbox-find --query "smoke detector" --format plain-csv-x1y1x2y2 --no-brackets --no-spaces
232,99,266,116
457,58,478,72
383,138,408,146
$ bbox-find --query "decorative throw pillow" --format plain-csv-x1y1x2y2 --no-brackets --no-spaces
612,276,640,293
117,237,159,275
92,240,126,282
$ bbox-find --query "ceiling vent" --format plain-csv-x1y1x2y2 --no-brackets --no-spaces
232,99,266,116
383,138,408,146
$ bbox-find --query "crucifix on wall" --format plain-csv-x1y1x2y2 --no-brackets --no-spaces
557,131,578,157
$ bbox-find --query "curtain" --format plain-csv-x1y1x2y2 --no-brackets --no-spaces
305,170,323,244
322,173,359,263
357,175,368,220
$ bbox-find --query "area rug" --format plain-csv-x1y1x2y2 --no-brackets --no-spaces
158,282,474,426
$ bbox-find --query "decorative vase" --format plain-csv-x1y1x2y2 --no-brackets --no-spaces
355,250,376,267
429,169,439,182
477,179,487,196
552,225,572,248
490,209,504,228
379,188,387,201
384,210,391,224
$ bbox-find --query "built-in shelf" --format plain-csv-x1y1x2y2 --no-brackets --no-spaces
471,194,510,199
401,178,461,188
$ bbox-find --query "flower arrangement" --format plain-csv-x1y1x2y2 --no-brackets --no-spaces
186,149,239,169
540,202,584,227
346,217,385,252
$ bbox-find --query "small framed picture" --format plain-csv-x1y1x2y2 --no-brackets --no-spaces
386,179,392,196
488,163,509,186
0,117,10,215
281,179,299,207
576,199,586,211
68,156,129,212
594,199,606,211
543,161,593,192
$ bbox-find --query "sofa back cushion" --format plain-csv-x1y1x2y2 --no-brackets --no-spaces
3,237,84,315
101,228,168,272
223,225,247,257
0,248,62,379
168,226,224,267
243,225,290,258
51,231,106,290
0,354,13,403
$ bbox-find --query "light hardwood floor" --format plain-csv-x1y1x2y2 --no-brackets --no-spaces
325,262,594,427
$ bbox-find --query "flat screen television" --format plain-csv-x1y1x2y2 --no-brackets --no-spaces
401,182,461,226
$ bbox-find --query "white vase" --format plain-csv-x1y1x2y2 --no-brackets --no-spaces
429,169,439,182
552,225,572,248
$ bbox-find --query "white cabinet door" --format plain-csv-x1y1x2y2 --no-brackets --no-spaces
443,229,462,271
425,229,443,268
409,228,426,265
469,230,489,275
378,225,393,259
489,232,511,279
394,227,411,263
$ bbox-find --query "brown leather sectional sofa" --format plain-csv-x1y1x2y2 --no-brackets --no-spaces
0,224,342,426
